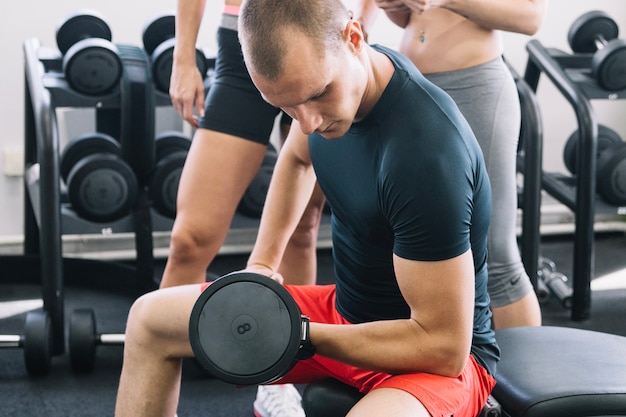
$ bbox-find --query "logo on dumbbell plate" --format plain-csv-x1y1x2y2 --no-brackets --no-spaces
231,314,258,341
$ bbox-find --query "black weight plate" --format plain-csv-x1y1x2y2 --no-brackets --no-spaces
150,151,187,218
64,39,122,96
69,309,98,373
598,144,626,205
56,10,113,55
151,39,208,93
563,124,622,174
189,272,302,385
142,13,175,55
265,143,278,165
592,39,626,91
238,165,273,218
568,10,619,54
61,132,121,183
67,154,138,222
155,131,192,160
23,310,52,376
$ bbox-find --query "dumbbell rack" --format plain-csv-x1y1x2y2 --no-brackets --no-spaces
523,39,626,320
10,37,168,372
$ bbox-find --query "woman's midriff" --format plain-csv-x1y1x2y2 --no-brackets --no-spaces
399,9,502,74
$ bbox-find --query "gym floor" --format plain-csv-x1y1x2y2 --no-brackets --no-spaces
1,232,625,417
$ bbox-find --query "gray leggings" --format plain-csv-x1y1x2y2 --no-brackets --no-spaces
425,57,533,307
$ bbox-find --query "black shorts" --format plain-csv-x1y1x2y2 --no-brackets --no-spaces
198,25,290,145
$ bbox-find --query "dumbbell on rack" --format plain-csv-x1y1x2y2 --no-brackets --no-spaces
60,132,139,222
238,144,278,218
56,10,122,96
568,10,626,91
563,124,626,206
149,131,192,218
142,12,208,93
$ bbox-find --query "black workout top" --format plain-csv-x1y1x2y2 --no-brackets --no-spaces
309,45,499,374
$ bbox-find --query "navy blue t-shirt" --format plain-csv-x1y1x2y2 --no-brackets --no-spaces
308,45,499,373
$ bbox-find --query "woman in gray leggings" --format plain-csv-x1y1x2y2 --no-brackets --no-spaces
356,0,547,328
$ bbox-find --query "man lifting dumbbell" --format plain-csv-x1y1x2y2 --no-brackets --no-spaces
114,1,499,416
161,0,326,415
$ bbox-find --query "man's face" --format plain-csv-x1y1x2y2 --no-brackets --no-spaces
250,29,364,139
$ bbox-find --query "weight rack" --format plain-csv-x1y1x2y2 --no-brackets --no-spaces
6,36,174,373
523,38,626,321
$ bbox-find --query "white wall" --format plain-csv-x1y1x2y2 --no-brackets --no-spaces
0,0,625,238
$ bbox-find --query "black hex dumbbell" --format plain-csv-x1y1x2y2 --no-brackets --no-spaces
568,10,626,91
142,12,208,93
56,10,122,96
149,131,192,218
60,132,138,222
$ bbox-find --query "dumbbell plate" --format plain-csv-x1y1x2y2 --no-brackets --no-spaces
61,133,121,183
154,131,191,160
568,10,619,54
592,38,626,91
150,151,187,218
563,124,622,174
151,38,208,93
189,272,302,385
142,13,176,55
67,154,138,222
63,38,122,96
238,144,278,218
597,144,626,206
23,310,52,376
69,309,97,373
56,11,113,55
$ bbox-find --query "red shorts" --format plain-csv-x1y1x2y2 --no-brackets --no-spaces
200,283,496,417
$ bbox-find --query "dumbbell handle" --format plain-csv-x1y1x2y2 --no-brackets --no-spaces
543,272,573,309
99,333,125,345
0,335,23,348
595,34,609,50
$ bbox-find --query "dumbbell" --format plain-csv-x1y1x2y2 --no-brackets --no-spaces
563,124,626,206
563,123,622,174
596,139,626,205
238,144,278,218
149,131,192,218
568,10,626,91
189,271,315,385
0,310,53,376
56,10,122,96
142,12,208,93
60,132,138,222
68,308,124,373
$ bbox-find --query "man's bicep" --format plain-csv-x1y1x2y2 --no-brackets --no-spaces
393,252,475,338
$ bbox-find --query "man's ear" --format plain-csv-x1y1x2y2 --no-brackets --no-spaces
343,19,365,53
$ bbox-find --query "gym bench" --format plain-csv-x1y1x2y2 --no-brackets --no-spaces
302,326,626,417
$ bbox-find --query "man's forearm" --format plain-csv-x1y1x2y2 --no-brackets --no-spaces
247,150,317,272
